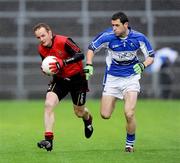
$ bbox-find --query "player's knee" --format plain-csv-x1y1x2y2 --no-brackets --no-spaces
124,110,134,121
100,111,111,119
44,100,55,112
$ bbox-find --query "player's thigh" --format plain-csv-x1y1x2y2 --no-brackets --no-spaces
70,87,87,117
70,76,88,106
100,95,117,117
124,91,138,113
47,78,69,101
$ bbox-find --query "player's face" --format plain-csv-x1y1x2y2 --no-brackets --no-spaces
111,19,128,37
34,27,53,47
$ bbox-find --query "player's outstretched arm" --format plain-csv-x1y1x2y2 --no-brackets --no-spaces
63,53,84,65
84,50,95,80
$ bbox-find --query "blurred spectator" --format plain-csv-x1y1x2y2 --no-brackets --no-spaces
146,47,178,98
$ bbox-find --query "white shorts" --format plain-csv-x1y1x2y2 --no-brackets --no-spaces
103,74,141,99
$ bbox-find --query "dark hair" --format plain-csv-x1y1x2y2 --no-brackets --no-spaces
33,23,52,33
111,12,129,24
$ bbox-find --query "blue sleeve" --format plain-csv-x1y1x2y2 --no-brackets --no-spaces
88,28,113,51
139,34,155,57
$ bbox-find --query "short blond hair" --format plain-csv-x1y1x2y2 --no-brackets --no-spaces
33,23,52,33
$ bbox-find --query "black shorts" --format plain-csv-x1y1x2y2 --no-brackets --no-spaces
47,73,88,106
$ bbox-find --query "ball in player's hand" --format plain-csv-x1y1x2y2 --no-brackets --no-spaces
41,56,57,76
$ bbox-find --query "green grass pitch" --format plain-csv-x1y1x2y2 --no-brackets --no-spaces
0,99,180,163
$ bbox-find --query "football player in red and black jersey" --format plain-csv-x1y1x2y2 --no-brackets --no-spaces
33,23,93,151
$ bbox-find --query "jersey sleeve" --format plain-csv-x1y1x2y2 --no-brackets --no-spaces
64,38,81,56
88,28,113,52
139,34,155,58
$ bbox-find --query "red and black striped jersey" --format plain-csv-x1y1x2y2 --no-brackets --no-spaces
38,35,84,78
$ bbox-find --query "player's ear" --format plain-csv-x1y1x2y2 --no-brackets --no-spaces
124,22,128,28
49,30,53,39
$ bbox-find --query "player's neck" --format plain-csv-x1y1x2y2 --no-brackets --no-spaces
120,29,129,39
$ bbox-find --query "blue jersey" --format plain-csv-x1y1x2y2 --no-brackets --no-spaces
88,27,154,77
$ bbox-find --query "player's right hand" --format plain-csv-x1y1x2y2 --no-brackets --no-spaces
49,58,64,74
133,62,145,74
83,64,94,80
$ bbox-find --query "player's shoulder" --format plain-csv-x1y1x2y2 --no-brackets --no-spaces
101,27,115,38
53,35,69,48
102,27,114,34
54,34,68,43
129,28,146,38
93,27,115,41
38,44,45,52
38,44,47,58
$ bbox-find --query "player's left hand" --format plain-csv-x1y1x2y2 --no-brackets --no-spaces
133,63,145,74
49,58,64,74
84,64,94,80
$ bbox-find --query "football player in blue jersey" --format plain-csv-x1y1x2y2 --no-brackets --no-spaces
84,11,154,152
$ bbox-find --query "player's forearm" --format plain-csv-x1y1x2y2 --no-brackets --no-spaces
86,50,94,65
64,53,84,65
143,56,154,67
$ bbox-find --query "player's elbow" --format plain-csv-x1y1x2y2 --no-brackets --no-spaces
78,52,85,60
74,52,84,61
